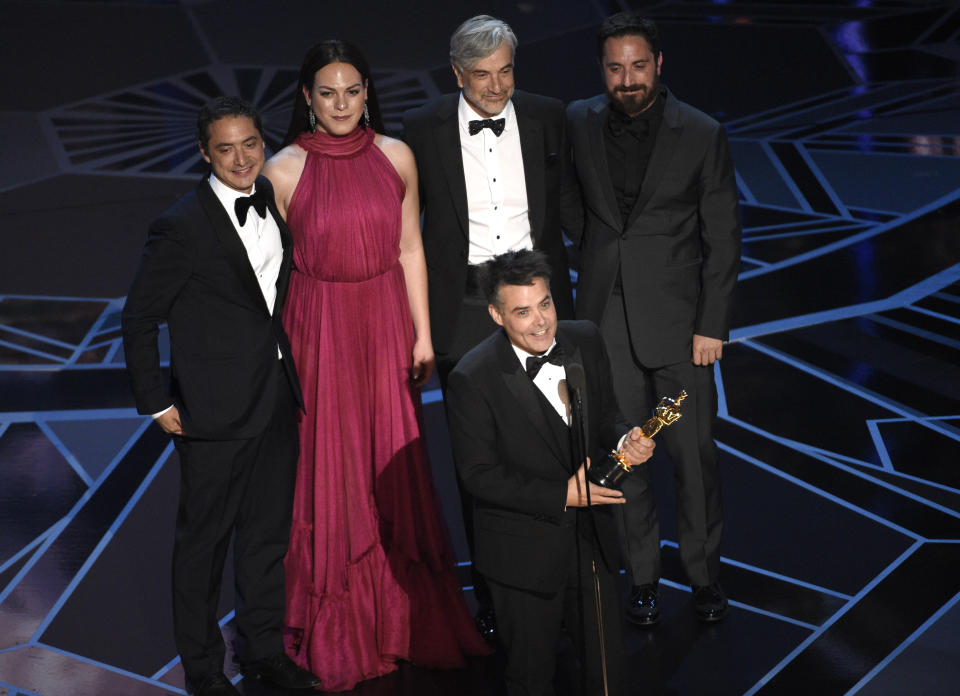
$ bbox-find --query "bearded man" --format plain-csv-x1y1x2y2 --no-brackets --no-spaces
565,11,742,627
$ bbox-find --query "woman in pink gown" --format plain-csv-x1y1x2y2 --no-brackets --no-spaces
263,41,489,692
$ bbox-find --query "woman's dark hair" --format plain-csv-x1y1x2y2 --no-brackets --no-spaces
282,40,385,146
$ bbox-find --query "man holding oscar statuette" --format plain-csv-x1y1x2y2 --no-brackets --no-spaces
446,249,655,695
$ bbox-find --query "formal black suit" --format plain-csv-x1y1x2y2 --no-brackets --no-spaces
446,321,631,696
566,88,741,588
402,90,576,377
121,175,303,683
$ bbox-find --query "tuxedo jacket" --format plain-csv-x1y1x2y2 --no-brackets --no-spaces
446,321,631,594
122,175,302,440
566,89,742,367
402,90,577,354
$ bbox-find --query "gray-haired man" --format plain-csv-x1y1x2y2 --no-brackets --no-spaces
403,14,577,388
402,13,579,640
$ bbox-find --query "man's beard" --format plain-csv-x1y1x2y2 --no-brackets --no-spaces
608,79,659,116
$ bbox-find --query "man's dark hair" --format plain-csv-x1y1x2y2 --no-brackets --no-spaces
597,11,660,60
196,96,263,153
481,249,553,309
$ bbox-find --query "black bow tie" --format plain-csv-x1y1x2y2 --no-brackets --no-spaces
235,189,268,226
469,118,506,136
525,344,564,379
607,110,650,141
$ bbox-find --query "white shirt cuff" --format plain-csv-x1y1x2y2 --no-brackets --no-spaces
152,405,174,419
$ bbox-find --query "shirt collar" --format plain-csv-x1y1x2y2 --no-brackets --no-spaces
208,173,258,213
510,338,558,368
457,92,516,136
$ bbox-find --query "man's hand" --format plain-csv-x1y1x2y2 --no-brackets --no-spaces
155,406,184,436
692,334,723,366
566,458,626,507
620,427,655,467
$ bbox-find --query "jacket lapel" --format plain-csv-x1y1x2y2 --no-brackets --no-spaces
495,332,567,466
585,98,623,232
625,88,682,231
197,178,270,314
555,329,590,460
436,99,470,240
515,94,546,245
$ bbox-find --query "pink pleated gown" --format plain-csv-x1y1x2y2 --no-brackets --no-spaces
281,126,488,692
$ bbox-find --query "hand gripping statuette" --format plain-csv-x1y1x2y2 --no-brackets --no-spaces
588,390,687,489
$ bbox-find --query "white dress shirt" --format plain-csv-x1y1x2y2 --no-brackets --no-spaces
510,341,570,425
509,340,630,452
458,94,533,265
208,174,283,317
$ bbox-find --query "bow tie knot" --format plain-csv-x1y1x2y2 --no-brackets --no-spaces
235,189,268,226
468,118,506,137
607,110,650,140
525,344,565,379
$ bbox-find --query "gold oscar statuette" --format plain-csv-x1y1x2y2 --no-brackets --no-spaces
588,390,687,489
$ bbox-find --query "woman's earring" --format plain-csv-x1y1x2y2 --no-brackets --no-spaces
363,101,371,128
308,108,317,132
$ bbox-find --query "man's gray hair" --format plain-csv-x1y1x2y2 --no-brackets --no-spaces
449,15,518,70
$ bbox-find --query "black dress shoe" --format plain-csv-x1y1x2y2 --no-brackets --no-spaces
475,602,497,645
692,582,728,623
185,673,241,696
242,652,322,690
626,583,660,627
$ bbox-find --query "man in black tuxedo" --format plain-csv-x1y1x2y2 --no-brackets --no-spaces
121,97,320,696
446,250,654,696
566,12,742,625
403,13,579,636
402,14,577,387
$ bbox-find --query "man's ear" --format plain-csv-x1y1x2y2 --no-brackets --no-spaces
452,63,464,89
488,303,504,327
198,142,210,164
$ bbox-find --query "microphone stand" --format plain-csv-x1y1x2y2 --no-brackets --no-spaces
567,364,609,696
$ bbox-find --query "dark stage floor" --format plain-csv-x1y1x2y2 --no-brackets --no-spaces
2,1,959,694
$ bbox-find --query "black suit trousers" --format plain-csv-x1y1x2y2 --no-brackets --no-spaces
171,359,299,681
601,290,723,587
487,517,624,696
